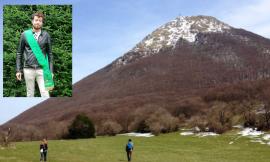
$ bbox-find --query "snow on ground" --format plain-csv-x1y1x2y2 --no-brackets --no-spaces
118,132,154,137
180,132,194,136
235,127,270,146
180,131,218,137
180,127,270,146
250,139,266,144
263,134,270,140
238,128,264,137
196,132,219,137
229,141,234,144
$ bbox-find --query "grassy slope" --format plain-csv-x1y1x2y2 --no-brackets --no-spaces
0,132,269,162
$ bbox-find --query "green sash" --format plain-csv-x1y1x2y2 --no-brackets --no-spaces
25,29,54,90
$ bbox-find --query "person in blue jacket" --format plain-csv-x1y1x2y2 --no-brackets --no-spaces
125,139,134,162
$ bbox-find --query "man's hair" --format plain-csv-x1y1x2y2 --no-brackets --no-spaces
32,12,45,22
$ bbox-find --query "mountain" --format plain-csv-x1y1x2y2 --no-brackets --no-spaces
2,15,270,140
114,15,231,67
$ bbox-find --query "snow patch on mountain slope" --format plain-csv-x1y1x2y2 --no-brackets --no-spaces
115,15,231,67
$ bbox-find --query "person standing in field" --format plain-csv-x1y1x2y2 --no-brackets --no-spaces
125,139,134,162
40,138,48,162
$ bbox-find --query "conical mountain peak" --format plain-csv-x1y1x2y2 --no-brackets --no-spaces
133,15,231,52
115,15,231,67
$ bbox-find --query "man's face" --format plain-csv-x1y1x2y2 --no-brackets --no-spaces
32,16,43,30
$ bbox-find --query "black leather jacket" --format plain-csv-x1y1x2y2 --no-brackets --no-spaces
16,30,53,73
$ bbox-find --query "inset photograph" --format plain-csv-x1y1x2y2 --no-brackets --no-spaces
3,5,72,97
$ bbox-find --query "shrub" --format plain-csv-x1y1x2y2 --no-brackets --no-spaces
129,105,179,135
146,108,179,135
188,116,208,132
65,114,95,139
207,110,232,134
129,105,156,133
98,120,122,136
135,120,150,133
255,105,270,130
243,111,257,127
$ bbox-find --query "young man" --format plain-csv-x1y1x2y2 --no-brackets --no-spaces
16,12,54,97
125,139,134,162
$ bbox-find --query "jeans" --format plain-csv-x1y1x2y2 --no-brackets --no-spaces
127,151,132,161
23,68,49,97
40,151,47,162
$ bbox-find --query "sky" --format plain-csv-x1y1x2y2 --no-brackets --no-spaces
0,0,270,125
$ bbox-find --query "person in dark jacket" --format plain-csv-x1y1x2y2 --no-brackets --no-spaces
125,139,134,162
16,12,53,97
40,138,48,162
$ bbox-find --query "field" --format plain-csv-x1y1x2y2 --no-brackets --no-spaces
0,131,270,162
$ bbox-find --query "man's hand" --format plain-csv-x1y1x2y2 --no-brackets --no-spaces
49,73,54,92
16,72,22,81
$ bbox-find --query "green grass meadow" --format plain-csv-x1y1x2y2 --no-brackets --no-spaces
0,132,269,162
